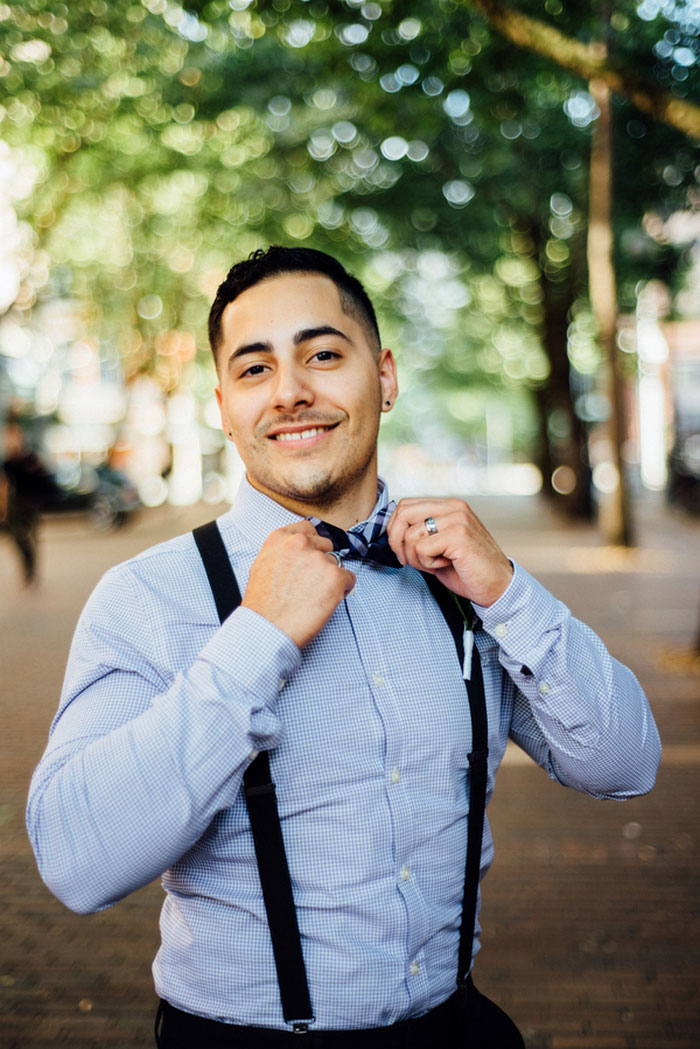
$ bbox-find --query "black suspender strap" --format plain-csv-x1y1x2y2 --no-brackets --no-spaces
243,751,314,1029
193,521,242,619
459,639,488,984
420,572,489,988
193,521,313,1029
192,519,489,1024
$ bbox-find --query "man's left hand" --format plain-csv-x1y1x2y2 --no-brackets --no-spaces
386,497,513,607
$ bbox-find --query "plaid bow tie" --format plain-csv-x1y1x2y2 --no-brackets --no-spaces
309,500,401,568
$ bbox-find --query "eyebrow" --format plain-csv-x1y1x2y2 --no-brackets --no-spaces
228,325,352,364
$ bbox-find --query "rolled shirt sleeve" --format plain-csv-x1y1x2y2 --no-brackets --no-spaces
26,563,301,914
473,562,661,799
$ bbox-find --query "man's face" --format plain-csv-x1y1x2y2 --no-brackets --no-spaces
215,272,398,519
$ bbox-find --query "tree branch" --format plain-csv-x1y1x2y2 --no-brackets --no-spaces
464,0,700,140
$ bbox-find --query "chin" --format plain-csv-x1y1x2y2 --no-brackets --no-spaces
263,469,338,505
282,478,339,505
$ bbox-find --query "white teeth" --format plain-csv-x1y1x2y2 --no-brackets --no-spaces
274,427,329,442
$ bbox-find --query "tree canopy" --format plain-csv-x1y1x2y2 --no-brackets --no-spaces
1,0,698,496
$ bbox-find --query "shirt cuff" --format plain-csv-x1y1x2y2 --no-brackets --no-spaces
472,561,568,664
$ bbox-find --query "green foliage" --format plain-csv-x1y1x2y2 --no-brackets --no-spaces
1,0,698,451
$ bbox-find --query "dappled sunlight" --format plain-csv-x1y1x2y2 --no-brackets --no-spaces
509,542,683,574
655,644,700,677
565,544,682,573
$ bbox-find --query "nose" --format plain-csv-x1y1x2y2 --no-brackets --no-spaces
271,361,314,412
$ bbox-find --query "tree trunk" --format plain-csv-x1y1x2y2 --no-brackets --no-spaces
531,222,592,517
587,75,635,546
533,386,555,500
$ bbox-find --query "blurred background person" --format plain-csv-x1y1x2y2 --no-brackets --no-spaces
1,414,60,585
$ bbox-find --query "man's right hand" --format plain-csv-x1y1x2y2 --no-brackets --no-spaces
241,521,355,648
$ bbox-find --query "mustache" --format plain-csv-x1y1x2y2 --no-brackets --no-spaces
259,412,344,437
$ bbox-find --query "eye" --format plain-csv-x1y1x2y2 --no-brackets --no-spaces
312,349,340,362
240,362,269,378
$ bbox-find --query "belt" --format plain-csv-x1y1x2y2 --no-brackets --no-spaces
157,978,473,1048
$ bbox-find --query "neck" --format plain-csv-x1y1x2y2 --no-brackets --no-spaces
247,472,380,529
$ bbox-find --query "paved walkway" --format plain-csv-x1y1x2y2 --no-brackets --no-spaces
1,494,698,1048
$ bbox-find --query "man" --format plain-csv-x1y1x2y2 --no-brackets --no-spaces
27,246,661,1048
2,417,59,585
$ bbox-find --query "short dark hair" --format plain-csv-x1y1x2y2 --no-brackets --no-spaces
207,246,381,365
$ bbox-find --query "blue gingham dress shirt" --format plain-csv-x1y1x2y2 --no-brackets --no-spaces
27,478,660,1030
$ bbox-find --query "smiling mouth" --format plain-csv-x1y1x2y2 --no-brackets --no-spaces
270,425,338,442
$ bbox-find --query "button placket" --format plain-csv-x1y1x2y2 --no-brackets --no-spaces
345,577,422,972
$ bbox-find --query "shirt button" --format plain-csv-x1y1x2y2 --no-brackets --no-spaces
278,678,287,691
494,623,508,638
401,866,410,881
539,681,550,694
391,768,401,784
373,673,384,687
410,961,420,976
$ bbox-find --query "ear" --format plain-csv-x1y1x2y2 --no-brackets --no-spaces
378,348,398,412
215,386,232,439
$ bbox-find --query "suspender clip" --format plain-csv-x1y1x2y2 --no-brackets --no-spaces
292,1020,312,1034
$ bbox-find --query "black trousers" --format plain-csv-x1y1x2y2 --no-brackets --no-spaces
155,979,525,1049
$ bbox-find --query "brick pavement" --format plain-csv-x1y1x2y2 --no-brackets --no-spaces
1,495,698,1048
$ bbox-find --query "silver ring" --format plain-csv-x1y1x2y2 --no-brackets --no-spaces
424,516,438,536
329,551,342,567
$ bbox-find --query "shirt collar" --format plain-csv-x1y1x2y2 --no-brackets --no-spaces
348,477,390,535
227,475,392,553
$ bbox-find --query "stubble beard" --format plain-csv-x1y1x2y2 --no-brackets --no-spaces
254,418,380,513
258,443,378,512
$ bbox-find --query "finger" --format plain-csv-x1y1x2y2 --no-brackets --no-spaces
321,554,357,595
282,519,323,537
416,553,452,572
341,567,357,596
386,503,432,564
399,510,468,560
386,525,407,566
392,525,449,569
399,515,445,567
402,523,467,572
387,500,464,562
402,536,449,572
279,520,333,552
389,497,465,530
320,551,356,585
393,527,450,572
